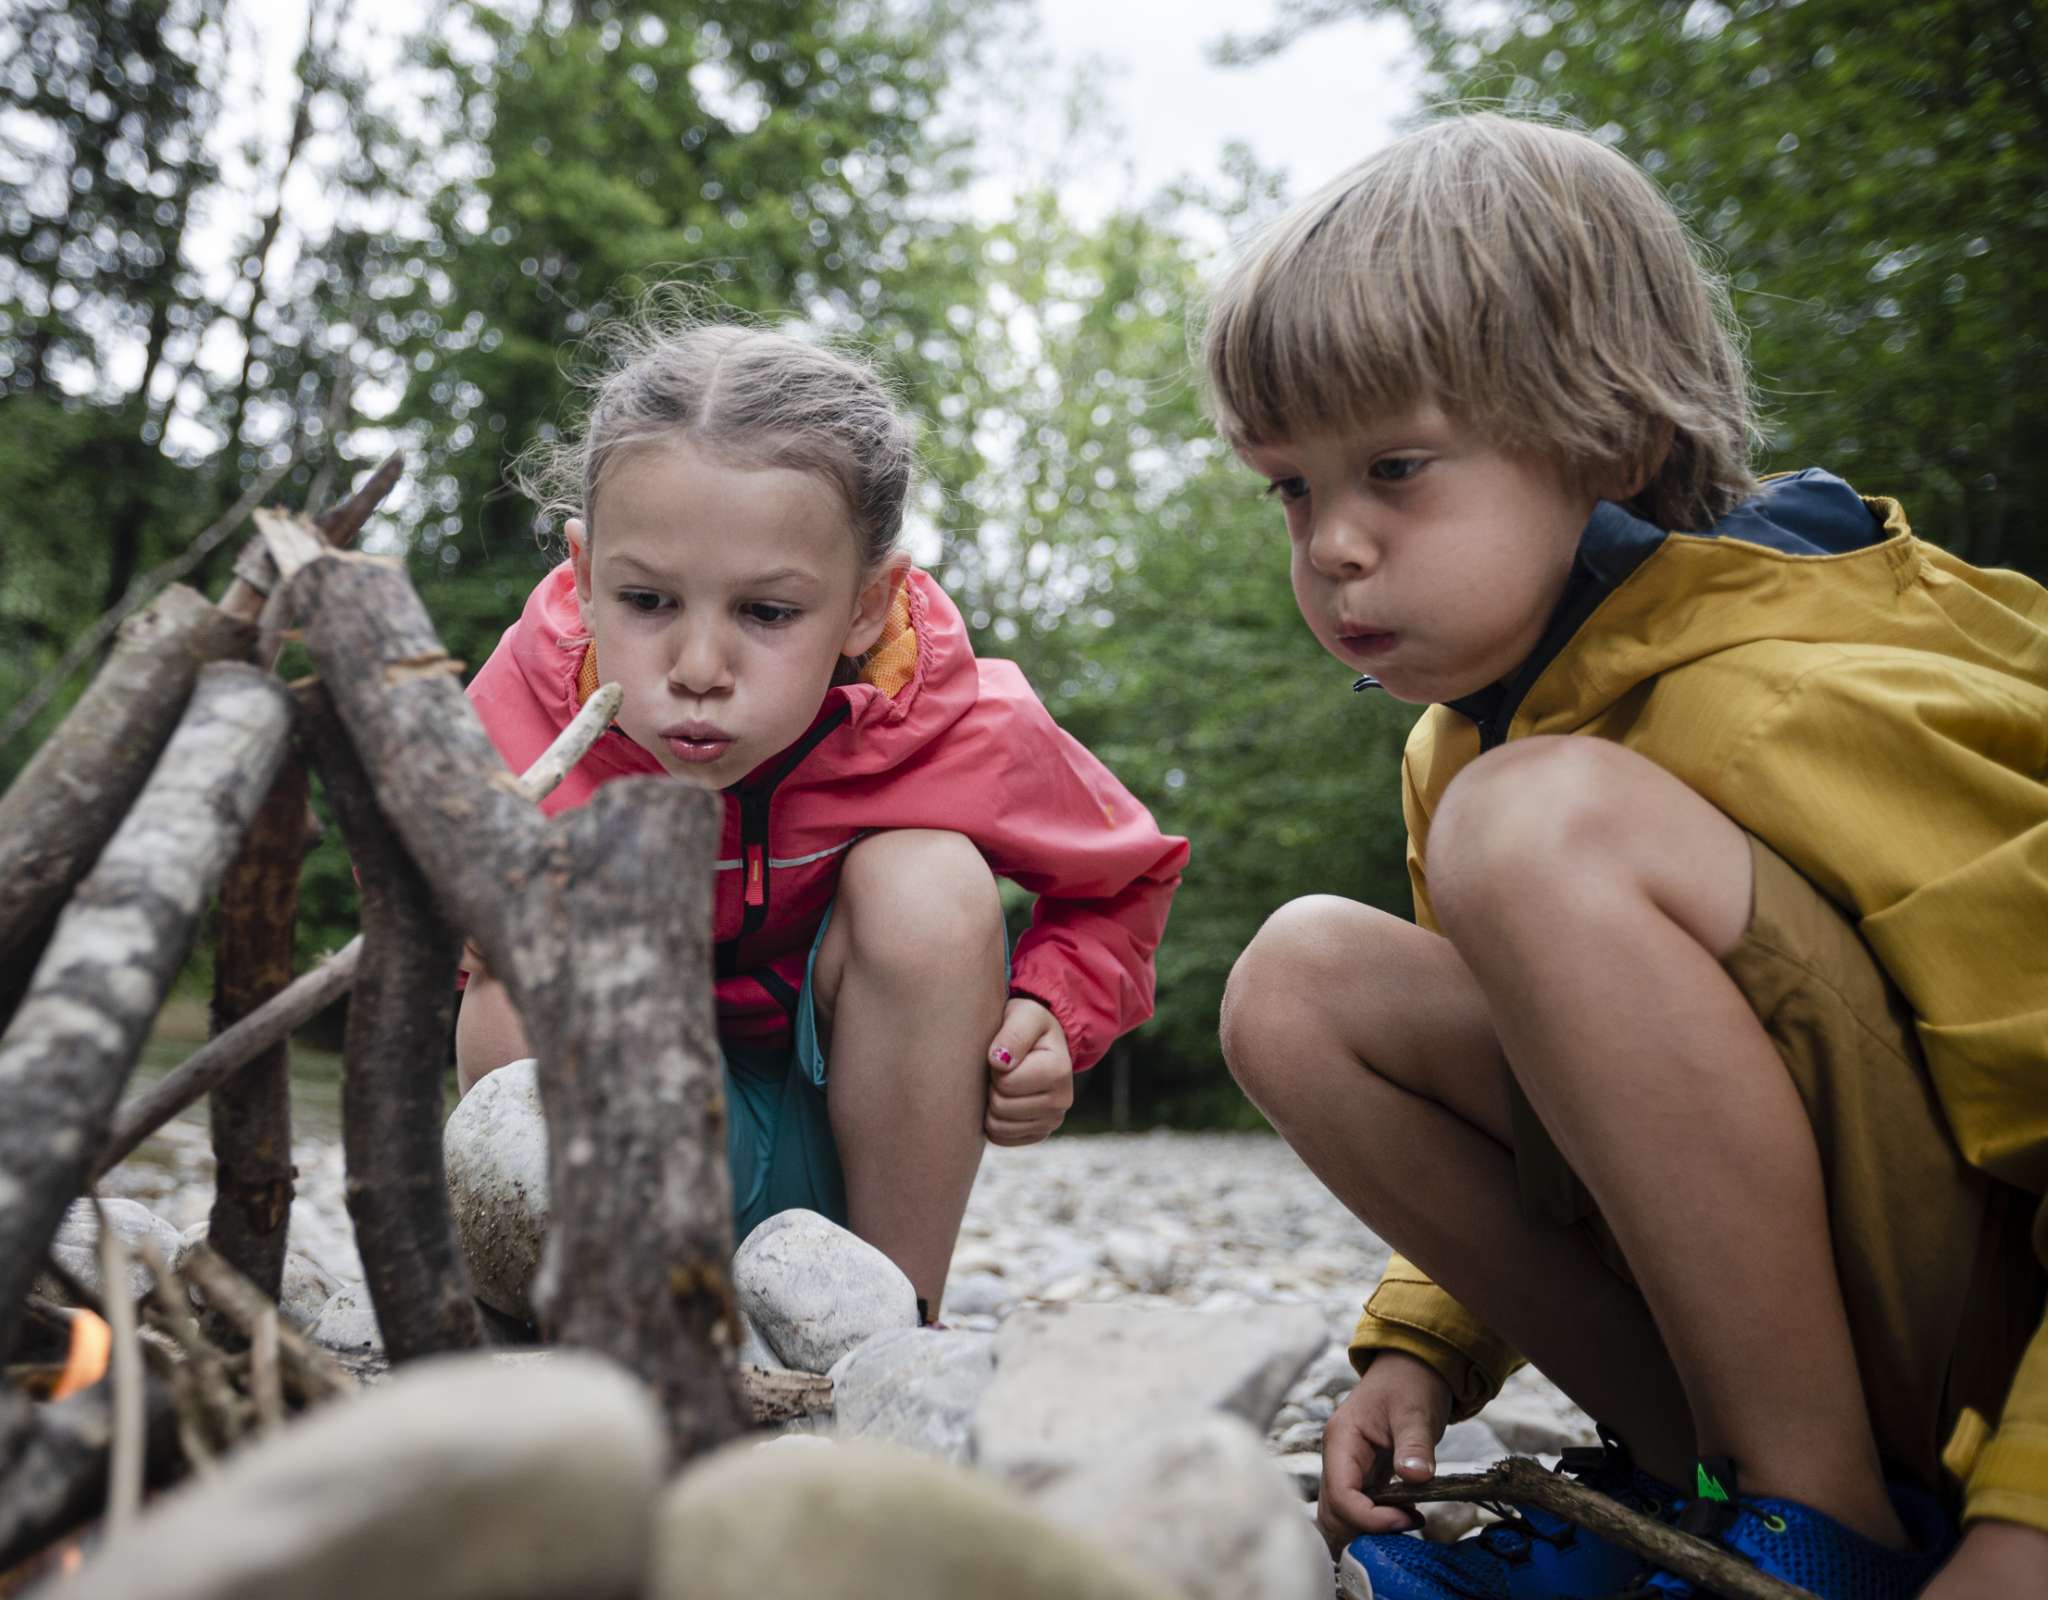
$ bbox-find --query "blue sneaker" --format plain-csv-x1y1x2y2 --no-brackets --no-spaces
1337,1431,1677,1599
1620,1458,1956,1599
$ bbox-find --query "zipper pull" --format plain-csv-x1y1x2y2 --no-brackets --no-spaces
744,844,765,907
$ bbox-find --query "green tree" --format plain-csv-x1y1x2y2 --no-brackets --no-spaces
1219,0,2048,578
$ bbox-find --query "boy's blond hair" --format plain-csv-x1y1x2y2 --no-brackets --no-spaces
1203,113,1760,531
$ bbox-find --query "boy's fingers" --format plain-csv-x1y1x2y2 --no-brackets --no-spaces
1388,1403,1438,1481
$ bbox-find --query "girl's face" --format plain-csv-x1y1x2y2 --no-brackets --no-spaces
571,439,902,788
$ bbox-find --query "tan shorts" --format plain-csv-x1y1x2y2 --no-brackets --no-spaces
1509,834,2045,1500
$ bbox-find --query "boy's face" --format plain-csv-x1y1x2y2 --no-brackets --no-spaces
1238,406,1597,705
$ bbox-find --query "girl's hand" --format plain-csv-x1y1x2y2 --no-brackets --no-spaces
984,998,1073,1146
1317,1349,1454,1552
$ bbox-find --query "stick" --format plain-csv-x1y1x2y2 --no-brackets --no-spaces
737,1364,834,1425
177,1244,355,1407
94,1203,145,1537
1368,1458,1818,1600
91,682,622,1178
0,665,296,1364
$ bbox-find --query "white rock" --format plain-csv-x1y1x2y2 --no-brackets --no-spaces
972,1302,1328,1484
828,1327,996,1463
651,1438,1179,1600
64,1351,664,1600
172,1223,338,1332
941,1271,1014,1319
736,1311,784,1372
1481,1382,1598,1455
308,1282,382,1357
36,1199,183,1305
1440,1418,1509,1465
1271,1419,1325,1454
1102,1228,1177,1294
732,1210,918,1375
1274,1452,1323,1501
1030,1413,1332,1600
442,1057,551,1321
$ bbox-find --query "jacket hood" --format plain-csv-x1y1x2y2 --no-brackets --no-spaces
1441,469,1919,744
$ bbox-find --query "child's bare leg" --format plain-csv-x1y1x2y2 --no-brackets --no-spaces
1428,735,1903,1547
1223,899,1695,1480
453,967,535,1095
810,828,1004,1312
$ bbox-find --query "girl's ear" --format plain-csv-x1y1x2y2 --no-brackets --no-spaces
841,552,912,659
568,518,595,635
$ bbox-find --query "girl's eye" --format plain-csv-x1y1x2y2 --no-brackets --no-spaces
1369,455,1427,483
741,602,800,627
619,589,669,613
1264,476,1310,503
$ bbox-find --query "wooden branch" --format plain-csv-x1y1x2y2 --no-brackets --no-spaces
296,682,482,1365
90,683,620,1179
0,1373,180,1573
737,1364,833,1425
223,451,401,632
272,538,745,1461
95,1204,145,1536
1369,1458,1818,1600
93,940,359,1180
203,754,310,1300
0,587,255,1027
177,1245,354,1407
0,664,295,1363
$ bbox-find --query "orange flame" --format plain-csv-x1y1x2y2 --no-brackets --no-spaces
49,1310,111,1401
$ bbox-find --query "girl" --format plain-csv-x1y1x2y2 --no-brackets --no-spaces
457,319,1188,1317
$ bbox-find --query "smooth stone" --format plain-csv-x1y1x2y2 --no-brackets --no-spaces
650,1437,1180,1600
442,1057,550,1321
308,1282,382,1356
1481,1384,1598,1455
1101,1228,1177,1293
972,1302,1327,1484
1274,1452,1323,1501
940,1270,1014,1319
1286,1342,1359,1404
1029,1413,1331,1600
1271,1419,1324,1454
64,1351,664,1600
36,1198,183,1305
732,1210,918,1375
173,1223,338,1331
737,1310,784,1372
1440,1418,1509,1464
828,1327,996,1463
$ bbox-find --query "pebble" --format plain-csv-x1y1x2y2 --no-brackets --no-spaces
829,1327,996,1463
441,1057,550,1321
733,1209,919,1374
36,1197,184,1305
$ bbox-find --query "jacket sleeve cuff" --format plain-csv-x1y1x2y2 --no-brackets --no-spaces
1948,1411,2048,1535
1347,1257,1524,1424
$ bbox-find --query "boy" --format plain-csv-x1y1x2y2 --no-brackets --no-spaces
1204,113,2047,1599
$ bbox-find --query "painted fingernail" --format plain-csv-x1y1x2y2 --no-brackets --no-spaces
992,1047,1013,1066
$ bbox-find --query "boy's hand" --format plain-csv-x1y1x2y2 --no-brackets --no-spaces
1317,1349,1454,1552
1922,1520,2048,1599
984,997,1073,1146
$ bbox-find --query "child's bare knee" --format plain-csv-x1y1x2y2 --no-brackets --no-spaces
1430,737,1630,933
1221,895,1367,1087
836,828,1002,975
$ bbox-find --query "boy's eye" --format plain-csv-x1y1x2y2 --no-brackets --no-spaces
1369,455,1426,483
619,589,669,613
741,602,800,627
1264,476,1310,503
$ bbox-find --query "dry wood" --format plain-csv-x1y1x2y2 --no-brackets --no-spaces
220,450,401,630
94,1207,144,1536
297,682,481,1365
270,530,745,1460
90,683,620,1180
737,1364,834,1425
0,1376,179,1573
177,1245,353,1407
1369,1457,1817,1600
205,755,311,1299
0,664,296,1364
0,587,256,1027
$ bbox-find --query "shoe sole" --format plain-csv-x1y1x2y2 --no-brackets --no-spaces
1336,1550,1375,1599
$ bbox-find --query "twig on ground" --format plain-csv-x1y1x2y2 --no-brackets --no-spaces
178,1244,354,1407
1369,1457,1817,1600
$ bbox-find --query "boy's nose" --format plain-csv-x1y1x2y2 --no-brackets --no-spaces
1307,505,1378,579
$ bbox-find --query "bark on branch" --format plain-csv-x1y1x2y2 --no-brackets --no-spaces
0,588,255,1027
1369,1458,1818,1600
0,664,296,1363
296,682,481,1364
0,1375,179,1573
269,525,745,1460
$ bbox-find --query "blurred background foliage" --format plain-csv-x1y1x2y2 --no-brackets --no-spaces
3,0,2041,1125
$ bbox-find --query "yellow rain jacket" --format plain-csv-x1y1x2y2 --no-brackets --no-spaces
1346,471,2048,1531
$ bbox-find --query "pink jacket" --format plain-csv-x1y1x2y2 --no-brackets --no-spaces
465,562,1188,1070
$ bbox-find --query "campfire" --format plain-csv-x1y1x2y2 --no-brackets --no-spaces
0,457,753,1583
